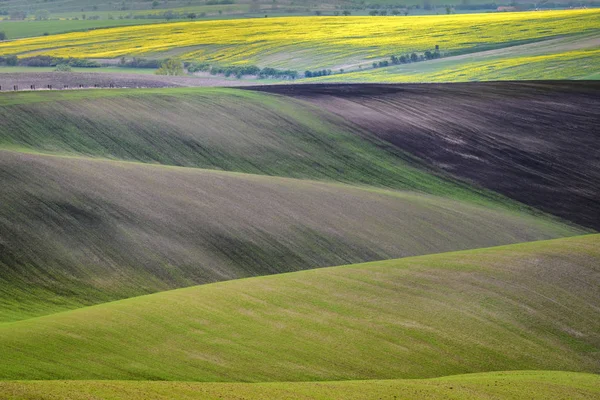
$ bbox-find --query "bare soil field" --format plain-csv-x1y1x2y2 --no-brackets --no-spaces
250,81,600,230
0,72,258,90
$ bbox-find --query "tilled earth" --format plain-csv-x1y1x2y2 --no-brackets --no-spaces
249,81,600,230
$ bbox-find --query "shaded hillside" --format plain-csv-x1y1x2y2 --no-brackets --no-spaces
0,151,582,322
1,372,599,400
251,81,600,230
0,87,490,201
1,235,598,381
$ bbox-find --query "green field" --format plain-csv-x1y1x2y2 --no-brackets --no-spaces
1,234,598,381
2,371,599,399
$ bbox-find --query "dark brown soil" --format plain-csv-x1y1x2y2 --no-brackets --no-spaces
249,82,600,230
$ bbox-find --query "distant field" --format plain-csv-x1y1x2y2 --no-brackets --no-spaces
0,10,597,69
311,35,600,82
2,371,600,399
0,234,598,380
0,19,165,39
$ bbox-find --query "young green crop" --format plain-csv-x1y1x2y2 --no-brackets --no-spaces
1,371,599,399
0,234,598,381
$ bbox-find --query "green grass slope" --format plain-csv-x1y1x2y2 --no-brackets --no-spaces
2,372,599,400
1,235,598,381
0,87,491,200
1,150,583,322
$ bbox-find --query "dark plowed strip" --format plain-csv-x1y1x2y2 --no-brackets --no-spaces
249,82,600,230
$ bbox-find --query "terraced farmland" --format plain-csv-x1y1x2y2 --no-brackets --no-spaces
1,10,598,69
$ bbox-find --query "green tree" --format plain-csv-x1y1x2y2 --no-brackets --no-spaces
6,55,17,66
156,59,185,76
342,10,351,16
55,64,72,72
0,32,6,41
35,9,50,20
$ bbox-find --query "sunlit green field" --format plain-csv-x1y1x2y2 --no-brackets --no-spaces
2,371,599,400
1,234,598,381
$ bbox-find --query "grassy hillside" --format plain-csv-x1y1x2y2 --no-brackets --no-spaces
0,87,489,197
2,150,583,322
253,82,600,230
2,372,600,399
0,234,598,381
1,10,597,69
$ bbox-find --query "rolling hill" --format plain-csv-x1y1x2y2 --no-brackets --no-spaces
0,84,595,323
1,371,599,400
253,81,600,230
1,149,582,323
1,234,598,381
0,87,489,196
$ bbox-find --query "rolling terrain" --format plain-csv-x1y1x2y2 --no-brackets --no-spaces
0,84,595,324
253,81,600,230
2,150,579,323
2,371,600,400
1,2,599,397
1,234,598,381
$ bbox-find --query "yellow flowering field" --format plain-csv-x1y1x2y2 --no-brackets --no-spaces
1,9,598,69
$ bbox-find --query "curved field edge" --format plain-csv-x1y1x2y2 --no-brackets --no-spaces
1,372,599,400
1,234,598,381
1,150,584,323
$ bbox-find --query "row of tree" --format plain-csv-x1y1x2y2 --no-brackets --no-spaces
304,69,333,78
159,60,298,79
0,55,101,68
